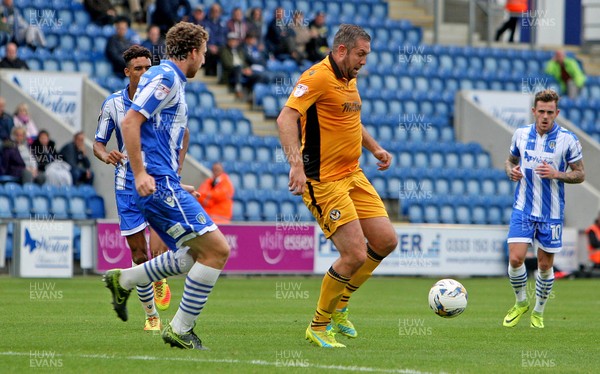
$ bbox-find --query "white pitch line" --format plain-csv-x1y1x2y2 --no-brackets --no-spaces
1,351,433,374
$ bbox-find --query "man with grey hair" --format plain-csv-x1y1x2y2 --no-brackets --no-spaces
277,24,397,348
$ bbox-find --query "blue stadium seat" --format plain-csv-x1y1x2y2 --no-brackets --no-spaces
61,60,77,72
236,119,252,136
44,59,61,71
4,182,22,196
14,194,31,218
481,178,496,195
461,152,476,169
187,116,201,133
86,195,105,218
423,203,439,223
94,60,112,77
255,145,272,163
455,203,471,224
503,206,513,224
413,150,428,168
59,34,76,50
222,143,238,162
399,76,413,91
263,95,279,118
378,124,393,141
188,143,202,160
242,172,259,190
22,183,41,197
262,199,279,221
69,196,87,219
202,117,218,134
387,176,402,199
450,178,466,195
185,92,198,108
204,143,221,162
466,178,480,195
440,126,454,142
428,148,444,168
434,177,450,195
220,118,235,135
280,199,296,217
276,173,289,191
45,33,59,49
232,198,244,221
30,195,51,219
439,202,455,224
238,145,255,163
407,202,424,223
74,9,90,25
497,179,513,196
93,35,107,52
0,194,12,218
370,175,386,196
397,149,412,168
245,199,262,221
78,60,94,76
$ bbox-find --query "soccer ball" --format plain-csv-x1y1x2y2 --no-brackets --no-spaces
428,279,468,318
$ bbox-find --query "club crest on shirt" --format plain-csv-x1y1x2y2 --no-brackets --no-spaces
154,84,171,100
293,84,308,97
329,209,341,221
164,195,175,208
196,213,206,224
548,141,556,150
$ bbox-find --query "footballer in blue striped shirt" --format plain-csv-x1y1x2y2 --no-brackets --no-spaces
503,89,585,329
103,22,230,350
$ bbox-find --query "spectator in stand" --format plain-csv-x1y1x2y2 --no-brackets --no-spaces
203,3,227,77
30,129,57,173
306,12,329,62
586,211,600,268
59,131,94,185
265,7,292,60
246,7,264,42
142,24,166,66
220,32,250,99
288,11,311,63
0,96,14,142
1,126,44,184
0,0,46,48
125,0,145,24
545,50,587,99
151,0,192,35
495,0,527,43
12,103,38,143
105,17,136,78
196,162,234,224
226,7,247,41
190,5,206,26
243,32,267,72
84,0,117,26
0,42,28,70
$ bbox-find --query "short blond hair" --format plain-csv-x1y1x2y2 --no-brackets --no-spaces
534,89,559,108
166,22,209,60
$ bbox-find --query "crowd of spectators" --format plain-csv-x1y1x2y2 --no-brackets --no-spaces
0,96,93,187
93,2,330,101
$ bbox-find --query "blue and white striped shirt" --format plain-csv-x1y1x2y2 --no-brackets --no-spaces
130,60,188,180
95,86,132,193
510,123,583,221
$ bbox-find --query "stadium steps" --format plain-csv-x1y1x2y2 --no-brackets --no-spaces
195,72,278,137
388,0,434,29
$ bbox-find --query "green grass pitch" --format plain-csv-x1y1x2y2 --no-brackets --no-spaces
1,275,597,373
